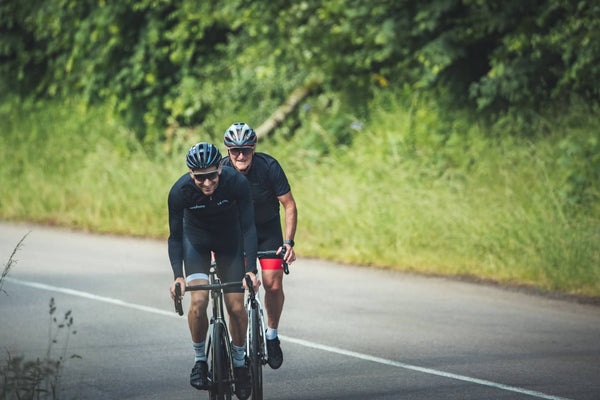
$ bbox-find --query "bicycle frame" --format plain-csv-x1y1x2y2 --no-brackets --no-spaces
206,267,236,399
173,253,283,400
175,265,242,400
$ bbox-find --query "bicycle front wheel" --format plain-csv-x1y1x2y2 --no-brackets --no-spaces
210,322,233,400
248,307,263,400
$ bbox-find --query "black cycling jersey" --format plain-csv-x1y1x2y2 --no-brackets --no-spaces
167,166,258,279
222,152,291,225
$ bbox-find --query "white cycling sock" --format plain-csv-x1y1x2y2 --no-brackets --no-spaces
266,328,278,340
231,343,246,367
193,341,207,362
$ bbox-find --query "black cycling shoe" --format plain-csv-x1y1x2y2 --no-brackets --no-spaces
234,365,251,400
190,360,209,390
266,336,283,369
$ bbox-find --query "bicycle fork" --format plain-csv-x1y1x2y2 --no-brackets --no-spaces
246,295,269,363
207,283,236,393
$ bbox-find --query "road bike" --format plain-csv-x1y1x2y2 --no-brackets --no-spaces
174,249,288,400
244,249,288,400
175,264,242,400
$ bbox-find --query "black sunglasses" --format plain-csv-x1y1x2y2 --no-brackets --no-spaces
192,170,219,182
229,147,254,156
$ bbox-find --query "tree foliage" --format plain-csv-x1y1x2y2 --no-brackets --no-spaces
1,0,598,136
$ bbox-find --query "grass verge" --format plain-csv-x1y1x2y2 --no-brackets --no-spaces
0,95,598,297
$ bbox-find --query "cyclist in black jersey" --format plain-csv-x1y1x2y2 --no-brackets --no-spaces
168,142,259,400
222,123,297,370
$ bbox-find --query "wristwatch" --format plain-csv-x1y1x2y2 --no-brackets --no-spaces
283,239,295,248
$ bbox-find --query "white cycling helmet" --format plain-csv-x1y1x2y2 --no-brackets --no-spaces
223,122,257,148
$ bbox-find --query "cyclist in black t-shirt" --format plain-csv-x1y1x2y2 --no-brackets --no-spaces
222,123,297,370
168,142,259,399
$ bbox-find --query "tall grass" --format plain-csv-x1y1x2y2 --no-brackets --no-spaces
266,94,600,296
0,100,173,236
1,234,80,399
0,95,598,296
1,298,80,400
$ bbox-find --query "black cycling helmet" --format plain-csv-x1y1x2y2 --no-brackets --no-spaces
223,122,257,148
186,142,222,170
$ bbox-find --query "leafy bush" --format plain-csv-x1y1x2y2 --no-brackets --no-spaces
2,0,599,137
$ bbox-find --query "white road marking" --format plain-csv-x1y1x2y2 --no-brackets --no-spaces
280,336,572,400
6,277,573,400
5,277,176,318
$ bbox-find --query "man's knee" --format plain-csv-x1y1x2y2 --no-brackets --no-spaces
224,293,245,316
189,293,209,318
262,271,284,293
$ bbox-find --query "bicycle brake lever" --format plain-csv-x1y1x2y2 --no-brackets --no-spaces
281,246,289,275
174,282,184,316
244,274,254,295
244,275,259,310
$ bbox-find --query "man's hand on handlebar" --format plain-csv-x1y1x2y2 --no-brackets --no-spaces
170,277,186,300
243,272,261,292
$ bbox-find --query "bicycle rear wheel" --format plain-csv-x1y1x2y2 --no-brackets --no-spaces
210,322,233,400
248,308,263,400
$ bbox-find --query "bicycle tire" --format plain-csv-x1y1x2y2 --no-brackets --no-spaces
211,322,233,400
248,308,263,400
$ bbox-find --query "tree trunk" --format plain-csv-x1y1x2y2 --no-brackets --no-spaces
256,79,321,140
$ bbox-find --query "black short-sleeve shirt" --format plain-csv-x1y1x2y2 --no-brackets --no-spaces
222,152,291,224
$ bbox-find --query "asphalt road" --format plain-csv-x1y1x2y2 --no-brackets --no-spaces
1,222,599,400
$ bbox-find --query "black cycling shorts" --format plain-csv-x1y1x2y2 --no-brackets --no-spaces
256,216,284,271
183,224,245,293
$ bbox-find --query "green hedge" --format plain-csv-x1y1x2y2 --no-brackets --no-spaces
2,0,599,137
